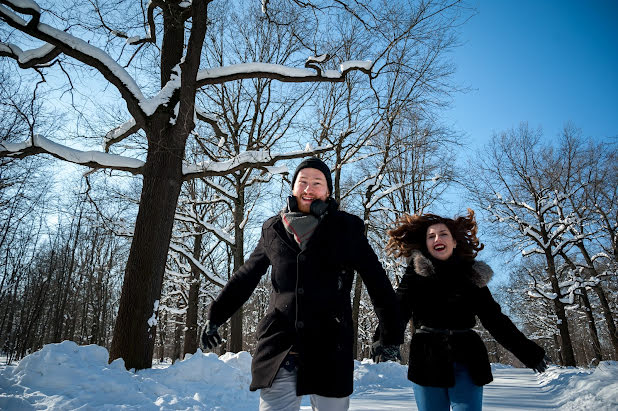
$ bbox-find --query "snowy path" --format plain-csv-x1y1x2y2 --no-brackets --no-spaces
321,367,558,410
482,367,556,410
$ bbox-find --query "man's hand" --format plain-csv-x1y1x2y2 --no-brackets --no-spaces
371,341,401,363
201,320,222,350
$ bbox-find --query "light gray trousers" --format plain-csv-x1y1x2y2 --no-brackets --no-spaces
259,367,350,411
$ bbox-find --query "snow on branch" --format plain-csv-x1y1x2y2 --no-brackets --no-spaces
0,1,146,118
195,108,228,138
0,41,60,68
2,0,40,16
0,135,144,174
366,182,406,210
195,59,372,87
168,243,226,288
103,118,140,151
181,144,332,180
174,212,235,246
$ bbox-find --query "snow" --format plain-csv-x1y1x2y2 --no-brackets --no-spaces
4,0,40,14
1,342,616,410
0,42,55,65
168,243,227,288
147,300,160,329
0,134,145,170
196,61,371,82
340,60,373,72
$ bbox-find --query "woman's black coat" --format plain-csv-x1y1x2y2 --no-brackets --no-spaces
398,251,545,387
208,206,402,397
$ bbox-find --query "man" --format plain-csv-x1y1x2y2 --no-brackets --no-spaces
202,157,402,411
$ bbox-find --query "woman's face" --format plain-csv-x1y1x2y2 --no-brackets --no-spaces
425,223,457,260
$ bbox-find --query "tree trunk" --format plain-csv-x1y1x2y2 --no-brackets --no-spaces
108,132,184,369
229,181,245,352
351,273,363,359
593,284,618,358
578,288,603,362
172,313,183,363
575,244,618,358
546,255,576,366
183,234,202,357
351,208,371,359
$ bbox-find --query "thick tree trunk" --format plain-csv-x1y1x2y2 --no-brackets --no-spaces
108,134,184,370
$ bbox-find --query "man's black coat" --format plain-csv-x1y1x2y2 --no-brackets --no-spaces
208,207,402,397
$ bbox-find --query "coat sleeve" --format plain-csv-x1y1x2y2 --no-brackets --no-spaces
349,217,404,345
207,229,271,327
394,270,414,327
476,286,545,368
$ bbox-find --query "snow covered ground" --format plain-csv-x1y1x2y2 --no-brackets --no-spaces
1,341,616,410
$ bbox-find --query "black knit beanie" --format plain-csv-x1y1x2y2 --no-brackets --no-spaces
291,157,333,194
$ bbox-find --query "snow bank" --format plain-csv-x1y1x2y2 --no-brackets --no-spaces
353,358,409,390
0,341,258,410
1,342,617,410
539,360,618,410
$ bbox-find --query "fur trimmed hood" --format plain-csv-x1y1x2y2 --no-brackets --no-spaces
408,250,493,288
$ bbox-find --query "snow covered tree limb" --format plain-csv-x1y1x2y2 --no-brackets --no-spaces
0,41,60,69
168,243,226,288
0,135,145,174
103,119,140,152
195,109,228,139
195,60,372,87
0,0,147,123
1,135,333,181
181,145,332,180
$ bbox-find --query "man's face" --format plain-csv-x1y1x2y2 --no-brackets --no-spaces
292,168,330,213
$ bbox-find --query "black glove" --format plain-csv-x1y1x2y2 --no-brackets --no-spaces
371,341,401,363
201,320,222,350
533,354,551,373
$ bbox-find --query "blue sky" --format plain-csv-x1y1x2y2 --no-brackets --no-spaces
437,1,618,282
446,0,618,145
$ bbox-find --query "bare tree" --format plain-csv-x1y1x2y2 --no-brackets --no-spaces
470,123,618,365
470,124,577,365
0,0,380,369
301,0,467,358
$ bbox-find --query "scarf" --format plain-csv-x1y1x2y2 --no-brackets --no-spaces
281,211,319,250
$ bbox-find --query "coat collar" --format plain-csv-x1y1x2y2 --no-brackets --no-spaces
409,250,493,288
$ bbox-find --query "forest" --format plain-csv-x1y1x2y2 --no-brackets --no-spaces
1,0,616,370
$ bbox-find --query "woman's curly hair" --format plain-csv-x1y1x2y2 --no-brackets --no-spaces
386,208,484,261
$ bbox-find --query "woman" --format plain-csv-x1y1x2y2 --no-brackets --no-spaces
203,157,402,411
374,209,548,411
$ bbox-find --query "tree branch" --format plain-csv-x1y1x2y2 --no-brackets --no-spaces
1,134,145,174
181,145,332,180
0,1,147,123
195,61,371,88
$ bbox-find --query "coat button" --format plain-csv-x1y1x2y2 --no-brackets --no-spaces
297,321,304,329
297,287,304,295
298,255,306,262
